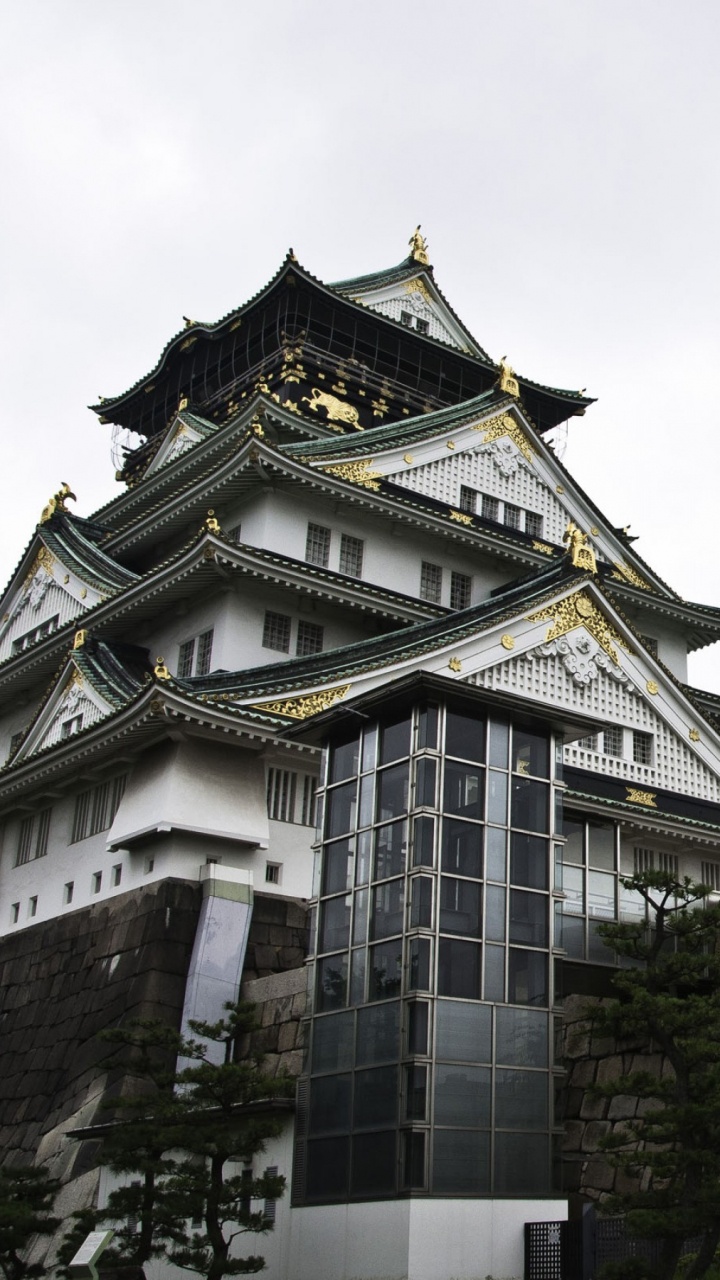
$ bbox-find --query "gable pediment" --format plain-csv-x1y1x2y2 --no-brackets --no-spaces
11,660,114,764
0,547,103,665
144,412,209,477
350,275,475,353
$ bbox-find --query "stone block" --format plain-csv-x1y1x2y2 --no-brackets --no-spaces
562,1120,584,1151
596,1054,625,1085
570,1060,597,1087
252,944,279,972
580,1092,607,1121
582,1155,615,1192
608,1094,638,1119
277,1022,298,1052
582,1120,611,1151
278,1048,303,1076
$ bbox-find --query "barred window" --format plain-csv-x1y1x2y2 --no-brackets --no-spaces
415,318,429,336
178,629,214,678
305,523,331,568
657,852,678,877
577,734,599,750
339,534,364,578
301,775,318,827
459,486,476,514
265,863,282,885
420,561,442,604
632,731,653,766
61,715,83,739
525,511,544,538
263,611,291,652
634,847,654,873
267,768,297,822
264,1166,279,1222
481,495,499,522
702,861,720,892
400,311,413,327
71,776,126,844
15,808,51,866
450,571,471,610
12,615,60,656
504,503,521,530
603,726,624,757
296,621,323,656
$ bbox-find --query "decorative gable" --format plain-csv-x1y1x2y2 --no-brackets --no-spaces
144,413,206,476
11,664,113,763
351,277,472,352
0,548,100,664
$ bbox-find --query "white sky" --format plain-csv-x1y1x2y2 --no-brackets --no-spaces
2,0,719,687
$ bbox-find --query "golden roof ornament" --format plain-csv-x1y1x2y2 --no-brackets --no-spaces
154,657,171,680
408,225,430,265
203,509,221,534
73,630,87,650
497,356,520,398
40,482,76,524
563,521,597,574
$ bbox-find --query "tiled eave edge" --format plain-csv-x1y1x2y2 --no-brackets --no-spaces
564,787,720,843
604,580,720,650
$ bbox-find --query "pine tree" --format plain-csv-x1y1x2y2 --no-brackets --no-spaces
0,1166,60,1280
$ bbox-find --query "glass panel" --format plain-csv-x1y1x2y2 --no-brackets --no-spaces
330,738,359,784
355,830,372,885
354,1065,398,1129
353,887,368,945
435,1064,490,1126
561,818,584,863
442,818,482,878
408,1001,429,1055
323,838,354,895
309,1073,352,1133
509,890,548,947
415,757,437,807
588,870,616,919
380,717,411,764
433,1129,490,1194
561,863,584,914
588,919,613,963
418,705,438,750
368,940,403,1001
443,760,484,820
307,905,317,956
318,895,352,952
410,875,434,928
495,1070,548,1129
557,911,585,958
326,782,357,838
408,937,431,991
508,949,547,1006
361,724,377,773
488,719,509,768
377,763,409,821
374,821,408,879
486,826,507,881
306,1136,349,1199
436,1000,492,1063
511,779,549,833
494,1133,549,1196
513,727,549,778
405,1064,427,1120
496,1007,548,1067
439,877,481,937
311,1010,354,1073
445,709,485,763
487,770,508,825
358,775,374,827
356,1001,401,1065
351,1131,396,1196
484,943,505,1001
349,947,366,1005
402,1131,426,1189
485,885,506,942
510,833,549,890
413,815,435,867
437,938,481,999
371,879,405,939
588,819,615,869
316,953,348,1011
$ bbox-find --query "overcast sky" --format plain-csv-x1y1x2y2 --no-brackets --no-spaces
2,0,719,687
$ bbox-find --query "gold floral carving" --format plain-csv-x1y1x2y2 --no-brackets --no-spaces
472,413,535,464
646,680,658,695
448,657,462,672
321,460,382,491
689,728,701,742
449,510,473,525
611,561,651,591
526,590,633,665
403,278,432,302
626,787,657,808
24,547,55,586
403,453,414,464
447,441,456,450
252,684,352,720
501,634,515,651
532,541,554,556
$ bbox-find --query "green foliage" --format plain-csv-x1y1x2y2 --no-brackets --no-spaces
0,1166,60,1280
63,1001,293,1280
593,872,720,1280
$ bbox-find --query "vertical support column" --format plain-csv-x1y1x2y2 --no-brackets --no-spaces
179,865,254,1066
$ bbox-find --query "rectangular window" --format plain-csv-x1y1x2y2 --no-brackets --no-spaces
481,495,499,522
296,621,324,656
702,861,720,892
420,561,442,604
61,715,83,739
92,871,102,894
415,318,429,335
112,864,122,887
305,523,331,567
267,768,298,822
71,776,126,843
339,534,364,578
15,808,51,866
657,852,678,877
450,571,471,610
504,503,521,530
302,775,318,827
64,882,74,905
525,511,543,538
263,1166,279,1223
459,486,476,514
262,611,291,652
577,734,599,750
634,847,654,873
11,902,19,923
28,896,38,918
265,863,282,885
178,629,214,678
12,615,60,656
400,311,413,327
603,726,624,757
633,731,653,766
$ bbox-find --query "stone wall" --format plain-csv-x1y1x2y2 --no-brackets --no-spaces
242,967,306,1078
243,894,309,980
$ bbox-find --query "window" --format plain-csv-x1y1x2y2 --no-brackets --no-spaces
420,562,442,604
416,318,429,335
504,503,521,530
112,864,122,887
264,1166,279,1223
263,611,291,652
577,734,599,750
302,775,318,827
400,311,428,334
658,852,678,877
481,495,499,522
702,861,720,892
450,571,471,610
525,511,544,538
15,808,51,866
459,486,476,514
306,523,331,568
339,534,364,578
63,882,74,905
28,896,38,919
92,871,102,894
61,715,83,739
603,726,624,757
144,857,154,875
297,621,324,656
267,768,297,822
12,615,60,656
178,628,213,678
400,310,412,327
265,863,282,885
11,902,19,924
634,847,654,873
71,776,126,844
632,731,653,766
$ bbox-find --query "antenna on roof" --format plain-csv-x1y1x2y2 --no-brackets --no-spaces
110,424,142,472
545,422,568,461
